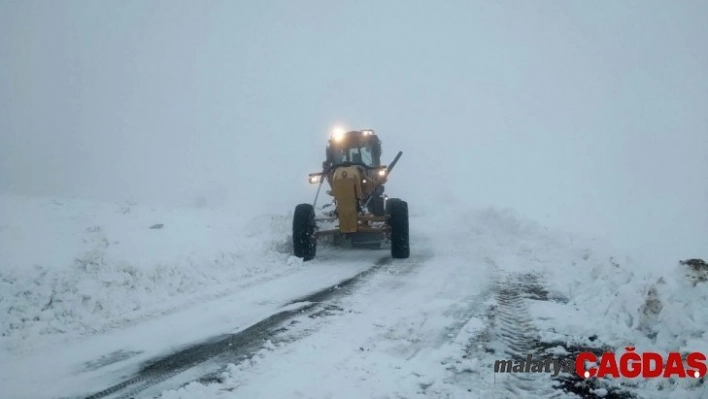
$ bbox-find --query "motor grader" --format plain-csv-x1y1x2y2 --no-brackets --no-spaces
292,128,409,261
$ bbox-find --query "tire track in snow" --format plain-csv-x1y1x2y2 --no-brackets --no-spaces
465,271,561,399
82,253,425,399
283,255,392,306
491,273,559,398
83,303,313,399
190,248,435,387
460,269,636,399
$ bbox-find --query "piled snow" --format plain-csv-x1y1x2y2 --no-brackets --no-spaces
542,235,708,357
455,208,708,396
0,195,295,352
449,207,707,357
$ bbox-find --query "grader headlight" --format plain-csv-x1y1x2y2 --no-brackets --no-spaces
331,127,346,142
308,173,322,184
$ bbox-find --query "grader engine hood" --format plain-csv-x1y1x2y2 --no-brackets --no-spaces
331,166,363,233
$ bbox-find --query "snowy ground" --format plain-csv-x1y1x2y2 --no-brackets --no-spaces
1,195,706,399
0,195,297,353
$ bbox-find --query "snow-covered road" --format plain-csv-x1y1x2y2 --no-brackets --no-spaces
4,252,383,399
1,196,706,399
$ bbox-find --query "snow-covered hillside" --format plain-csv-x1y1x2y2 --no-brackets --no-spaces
1,195,705,398
0,195,296,352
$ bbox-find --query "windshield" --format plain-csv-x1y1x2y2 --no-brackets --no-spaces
333,144,375,166
326,135,381,168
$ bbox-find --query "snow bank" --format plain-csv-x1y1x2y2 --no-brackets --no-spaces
539,246,708,396
550,243,708,357
0,195,295,352
454,208,707,396
455,207,707,359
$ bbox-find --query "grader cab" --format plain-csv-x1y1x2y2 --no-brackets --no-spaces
292,128,409,261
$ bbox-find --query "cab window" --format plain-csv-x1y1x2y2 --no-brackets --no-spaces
344,145,374,166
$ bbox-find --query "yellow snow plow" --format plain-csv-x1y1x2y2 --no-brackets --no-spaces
293,128,409,261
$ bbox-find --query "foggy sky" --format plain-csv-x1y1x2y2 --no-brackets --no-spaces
1,0,706,264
